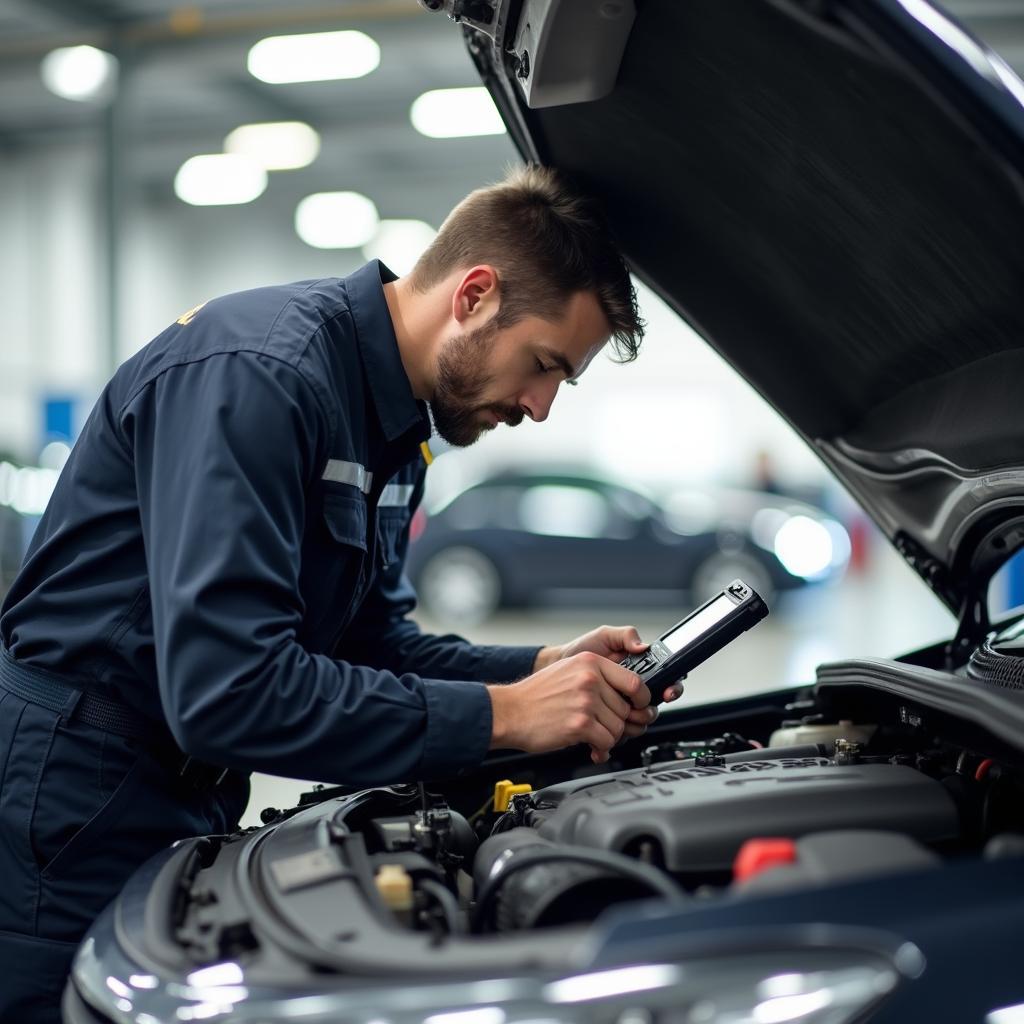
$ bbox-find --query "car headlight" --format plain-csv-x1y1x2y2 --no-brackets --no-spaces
772,515,836,580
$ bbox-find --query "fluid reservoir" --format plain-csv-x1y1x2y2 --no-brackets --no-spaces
768,720,876,748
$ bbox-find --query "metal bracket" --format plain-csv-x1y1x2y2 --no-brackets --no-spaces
946,588,990,670
417,0,499,41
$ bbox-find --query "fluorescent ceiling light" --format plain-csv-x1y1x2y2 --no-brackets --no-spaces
295,191,379,249
40,45,118,102
247,30,380,84
362,219,436,275
224,121,321,171
410,87,506,139
174,154,268,206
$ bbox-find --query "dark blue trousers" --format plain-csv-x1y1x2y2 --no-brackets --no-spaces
0,689,248,1023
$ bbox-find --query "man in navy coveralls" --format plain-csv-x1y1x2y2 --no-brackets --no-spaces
0,165,682,1021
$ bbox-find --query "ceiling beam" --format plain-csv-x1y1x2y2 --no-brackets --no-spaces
10,0,117,29
0,1,425,60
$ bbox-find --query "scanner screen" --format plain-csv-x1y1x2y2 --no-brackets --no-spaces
662,595,734,653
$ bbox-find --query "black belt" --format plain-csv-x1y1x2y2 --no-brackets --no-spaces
0,647,231,790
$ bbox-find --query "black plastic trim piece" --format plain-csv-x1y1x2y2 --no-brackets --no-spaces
815,657,1024,758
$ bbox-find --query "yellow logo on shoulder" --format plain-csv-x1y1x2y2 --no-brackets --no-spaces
176,302,207,326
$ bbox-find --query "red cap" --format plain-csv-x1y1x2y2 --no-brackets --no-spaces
733,838,797,882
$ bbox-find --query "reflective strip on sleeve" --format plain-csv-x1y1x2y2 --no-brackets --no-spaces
322,459,373,492
379,484,415,508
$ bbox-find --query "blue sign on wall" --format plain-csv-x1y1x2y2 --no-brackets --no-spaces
43,397,75,444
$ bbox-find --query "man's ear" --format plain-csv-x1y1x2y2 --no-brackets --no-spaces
452,265,499,325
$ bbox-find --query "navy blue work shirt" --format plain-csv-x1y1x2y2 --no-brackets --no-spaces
0,261,539,785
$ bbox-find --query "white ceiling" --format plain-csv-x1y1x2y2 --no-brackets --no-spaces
0,1,519,226
0,0,1021,227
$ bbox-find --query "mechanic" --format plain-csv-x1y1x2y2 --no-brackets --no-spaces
0,165,682,1022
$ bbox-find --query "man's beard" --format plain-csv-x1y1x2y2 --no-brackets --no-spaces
430,322,524,447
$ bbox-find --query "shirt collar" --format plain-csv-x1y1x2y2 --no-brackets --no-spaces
345,259,430,444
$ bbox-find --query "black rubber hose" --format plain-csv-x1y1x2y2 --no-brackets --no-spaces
471,847,685,933
418,877,462,934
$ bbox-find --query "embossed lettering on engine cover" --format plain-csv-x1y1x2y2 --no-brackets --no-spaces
529,761,959,872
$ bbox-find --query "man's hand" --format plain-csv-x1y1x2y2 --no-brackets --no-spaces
489,652,650,764
534,625,685,728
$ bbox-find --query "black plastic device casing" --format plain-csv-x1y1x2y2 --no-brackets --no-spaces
622,579,769,704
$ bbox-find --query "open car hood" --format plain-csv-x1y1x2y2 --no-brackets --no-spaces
437,0,1024,637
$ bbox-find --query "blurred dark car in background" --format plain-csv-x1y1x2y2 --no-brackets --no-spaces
406,472,849,622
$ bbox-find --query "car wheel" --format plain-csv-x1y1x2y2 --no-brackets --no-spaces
689,549,776,607
416,546,502,625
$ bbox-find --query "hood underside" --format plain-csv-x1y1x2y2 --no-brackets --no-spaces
459,0,1024,618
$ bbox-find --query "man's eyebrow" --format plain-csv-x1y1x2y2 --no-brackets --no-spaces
541,347,580,381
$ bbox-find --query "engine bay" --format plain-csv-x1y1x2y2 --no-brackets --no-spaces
149,649,1024,982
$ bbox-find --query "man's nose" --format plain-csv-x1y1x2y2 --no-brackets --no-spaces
519,379,559,423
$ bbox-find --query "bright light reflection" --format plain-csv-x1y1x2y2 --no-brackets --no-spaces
248,30,379,83
362,219,436,275
175,1002,235,1021
545,964,680,1003
224,121,321,171
896,0,995,79
295,191,379,249
105,975,131,998
186,986,247,1003
988,1004,1024,1024
174,154,267,207
129,974,159,990
186,962,244,988
773,515,834,578
410,87,506,138
992,57,1024,108
758,973,809,999
423,1008,505,1024
754,989,833,1023
40,45,117,101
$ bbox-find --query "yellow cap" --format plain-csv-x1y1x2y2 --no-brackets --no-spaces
493,779,533,813
375,864,413,911
420,441,434,465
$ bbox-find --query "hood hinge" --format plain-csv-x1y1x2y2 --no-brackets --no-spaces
417,0,499,40
947,588,990,670
894,532,989,667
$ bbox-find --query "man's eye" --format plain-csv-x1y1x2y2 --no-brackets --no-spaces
535,358,553,374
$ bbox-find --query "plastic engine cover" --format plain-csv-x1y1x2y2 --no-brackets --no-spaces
529,758,959,872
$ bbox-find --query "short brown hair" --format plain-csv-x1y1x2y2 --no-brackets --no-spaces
410,164,644,361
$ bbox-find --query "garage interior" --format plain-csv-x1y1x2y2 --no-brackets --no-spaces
1,0,1022,821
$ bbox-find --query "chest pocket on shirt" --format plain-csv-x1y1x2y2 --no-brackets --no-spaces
377,482,415,570
321,490,372,620
322,490,368,549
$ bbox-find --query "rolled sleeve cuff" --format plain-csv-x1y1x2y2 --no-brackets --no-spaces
421,678,494,779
